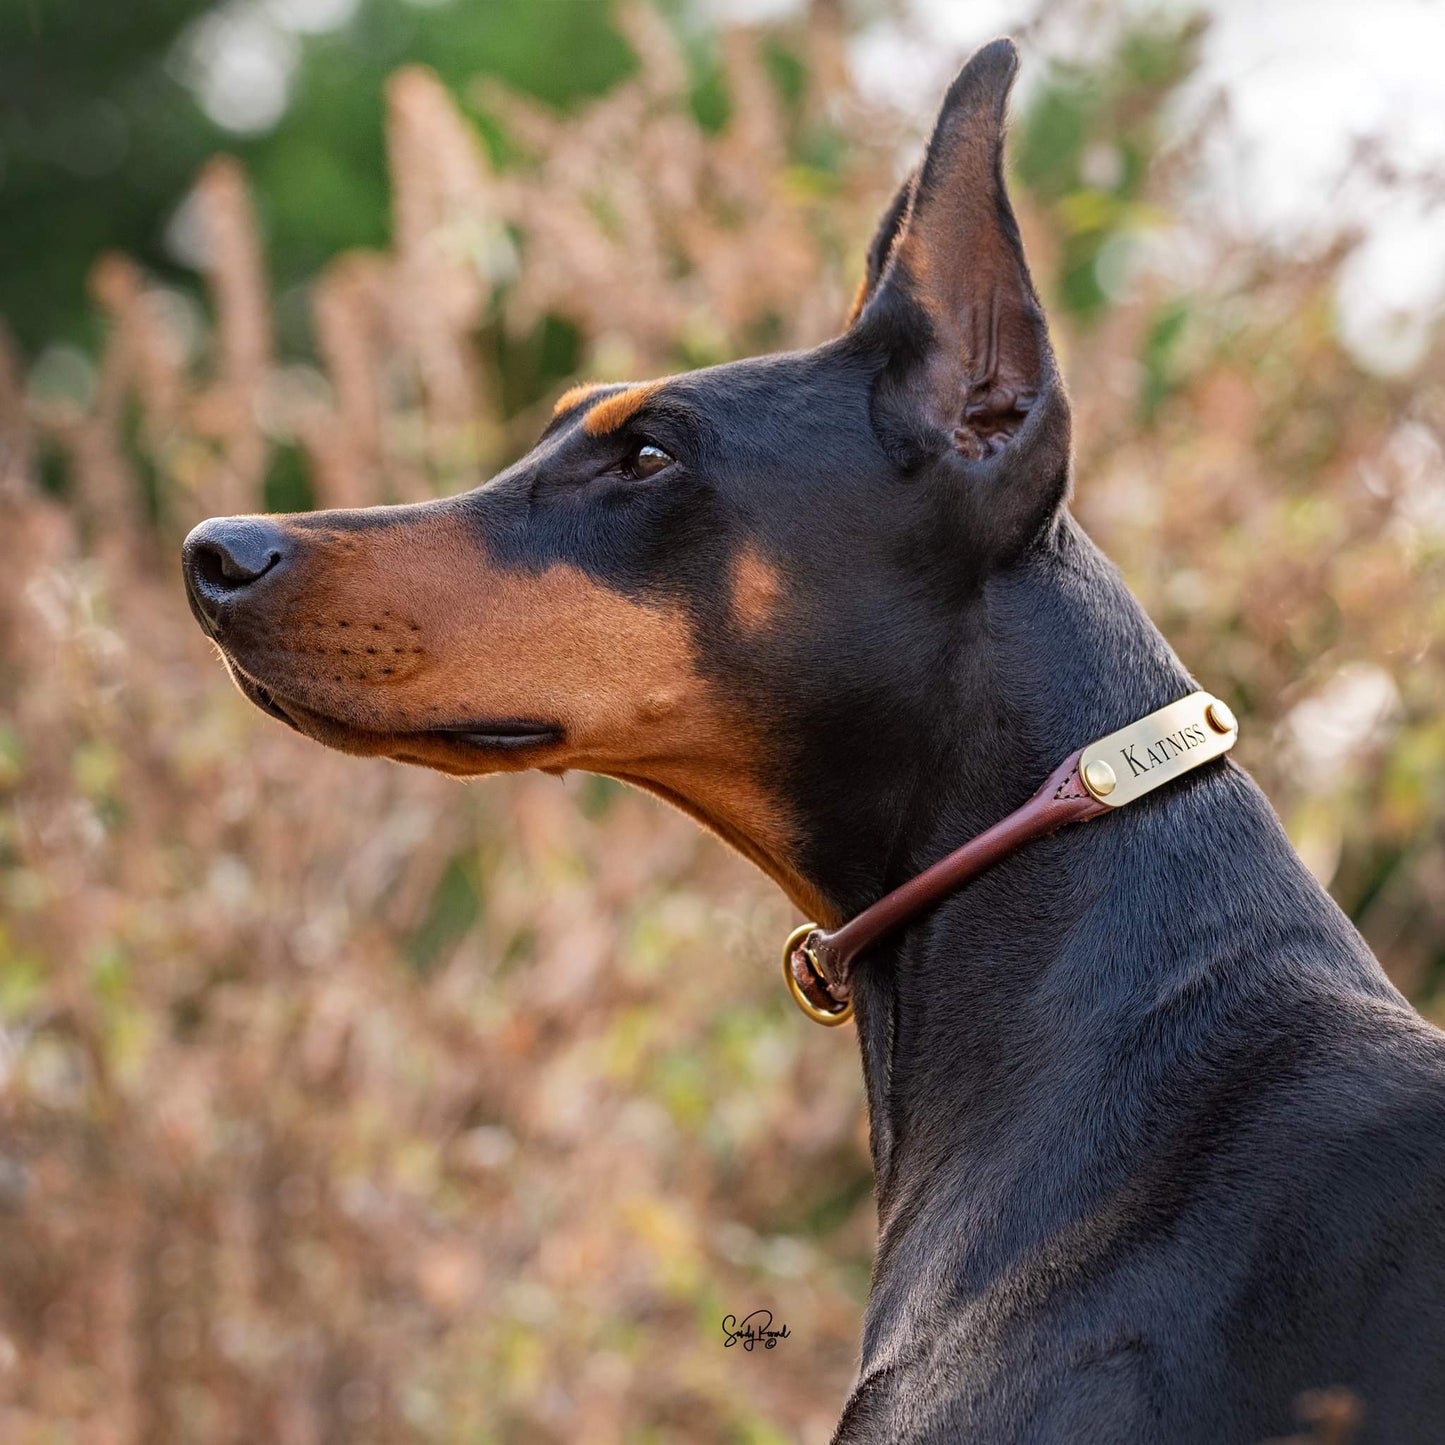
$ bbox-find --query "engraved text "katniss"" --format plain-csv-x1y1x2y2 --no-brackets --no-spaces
1120,722,1209,779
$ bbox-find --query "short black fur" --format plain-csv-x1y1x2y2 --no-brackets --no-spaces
181,38,1445,1443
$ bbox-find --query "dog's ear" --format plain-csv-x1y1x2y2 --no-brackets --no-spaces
854,39,1071,555
846,169,915,326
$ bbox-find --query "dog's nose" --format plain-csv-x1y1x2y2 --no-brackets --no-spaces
183,516,289,627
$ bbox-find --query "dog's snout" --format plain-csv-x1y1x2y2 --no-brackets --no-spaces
183,516,289,627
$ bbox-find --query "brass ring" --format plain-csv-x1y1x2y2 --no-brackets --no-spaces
781,923,854,1027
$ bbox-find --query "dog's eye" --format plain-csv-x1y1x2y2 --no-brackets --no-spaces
618,442,673,481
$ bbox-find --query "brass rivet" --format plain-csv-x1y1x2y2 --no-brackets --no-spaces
1206,699,1237,735
1082,759,1117,798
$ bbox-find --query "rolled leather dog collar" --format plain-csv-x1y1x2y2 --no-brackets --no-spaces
782,690,1239,1026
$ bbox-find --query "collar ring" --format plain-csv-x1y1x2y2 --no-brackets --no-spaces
782,924,854,1026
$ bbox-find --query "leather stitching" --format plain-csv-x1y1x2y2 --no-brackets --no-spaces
1052,765,1087,802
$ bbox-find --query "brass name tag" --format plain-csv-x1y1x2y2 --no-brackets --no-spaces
1079,691,1237,808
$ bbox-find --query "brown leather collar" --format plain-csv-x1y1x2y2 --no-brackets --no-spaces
782,691,1239,1025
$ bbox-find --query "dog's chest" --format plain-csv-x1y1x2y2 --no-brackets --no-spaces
833,1322,1161,1444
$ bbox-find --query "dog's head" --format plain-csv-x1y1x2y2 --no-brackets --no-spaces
183,39,1070,923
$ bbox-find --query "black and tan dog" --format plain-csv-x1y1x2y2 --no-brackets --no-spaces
183,40,1445,1444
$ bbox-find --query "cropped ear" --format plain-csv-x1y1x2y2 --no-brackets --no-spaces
855,39,1071,554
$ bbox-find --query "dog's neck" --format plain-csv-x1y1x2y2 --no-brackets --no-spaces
792,513,1202,936
848,515,1195,1176
795,514,1394,1360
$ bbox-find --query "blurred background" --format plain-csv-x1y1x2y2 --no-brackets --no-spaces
1,0,1444,1440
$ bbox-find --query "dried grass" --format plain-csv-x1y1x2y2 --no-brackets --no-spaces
1,6,1442,1441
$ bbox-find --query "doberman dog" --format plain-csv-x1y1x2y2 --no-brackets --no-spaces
183,39,1445,1444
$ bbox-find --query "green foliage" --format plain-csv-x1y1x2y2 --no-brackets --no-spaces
4,5,1445,1440
263,441,317,514
491,311,584,422
1013,14,1201,323
408,853,483,976
1138,298,1191,422
0,0,634,354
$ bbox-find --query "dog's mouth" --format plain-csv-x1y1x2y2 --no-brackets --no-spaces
416,721,564,751
223,659,563,773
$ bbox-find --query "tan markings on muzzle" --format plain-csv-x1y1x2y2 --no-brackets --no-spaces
224,509,834,926
582,381,663,437
730,545,783,632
